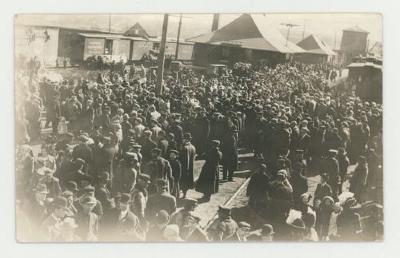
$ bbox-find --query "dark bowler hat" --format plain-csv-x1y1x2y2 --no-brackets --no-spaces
169,149,179,155
261,224,275,235
328,149,338,155
98,171,110,181
74,158,86,167
65,181,79,192
132,144,142,149
238,221,251,230
211,140,220,147
151,148,162,154
80,196,97,205
83,185,95,193
218,205,231,215
62,190,74,197
184,133,192,140
156,179,168,189
120,193,131,204
138,174,151,183
124,152,138,161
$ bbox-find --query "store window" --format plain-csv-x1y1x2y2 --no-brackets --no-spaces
222,47,230,58
104,39,113,55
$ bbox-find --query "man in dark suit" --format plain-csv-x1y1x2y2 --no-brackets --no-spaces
113,152,138,194
145,179,177,222
314,173,333,208
168,150,182,199
108,193,143,241
140,130,158,164
39,168,62,199
95,172,114,214
179,133,196,198
322,149,340,198
221,127,238,181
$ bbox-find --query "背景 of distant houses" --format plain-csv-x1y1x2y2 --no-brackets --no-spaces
15,14,379,68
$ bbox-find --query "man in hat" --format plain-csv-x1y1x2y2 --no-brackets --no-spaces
62,190,78,216
168,118,184,150
192,110,210,157
95,172,114,213
38,167,62,199
350,155,369,202
314,173,333,208
114,152,138,194
75,196,99,241
77,185,103,219
40,196,69,241
179,133,196,198
322,149,340,197
292,149,307,177
140,130,158,164
170,198,207,241
207,205,238,241
108,193,143,241
144,148,174,194
269,170,293,222
130,174,151,226
146,179,177,221
195,140,222,201
221,127,238,182
168,150,182,199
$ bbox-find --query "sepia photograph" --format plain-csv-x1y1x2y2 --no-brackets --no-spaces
14,12,383,243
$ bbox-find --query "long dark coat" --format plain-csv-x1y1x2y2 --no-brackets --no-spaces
195,147,222,195
221,133,238,172
179,142,196,191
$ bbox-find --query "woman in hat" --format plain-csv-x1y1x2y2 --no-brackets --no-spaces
195,140,222,201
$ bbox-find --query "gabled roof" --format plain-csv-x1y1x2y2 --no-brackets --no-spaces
297,34,336,56
124,23,151,39
187,14,304,54
343,25,369,33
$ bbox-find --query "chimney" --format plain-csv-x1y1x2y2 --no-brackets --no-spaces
211,14,220,32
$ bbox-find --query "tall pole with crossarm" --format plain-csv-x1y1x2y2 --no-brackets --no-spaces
156,14,169,96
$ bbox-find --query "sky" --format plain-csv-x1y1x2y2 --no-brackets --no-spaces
15,13,382,49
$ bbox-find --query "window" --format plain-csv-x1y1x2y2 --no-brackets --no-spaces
104,39,113,55
222,47,230,57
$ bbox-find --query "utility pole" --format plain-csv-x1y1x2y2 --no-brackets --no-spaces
211,14,220,31
281,23,300,46
156,14,169,97
175,14,182,60
108,14,111,34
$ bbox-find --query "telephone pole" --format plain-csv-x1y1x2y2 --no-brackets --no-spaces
211,14,220,31
156,14,169,96
175,14,182,60
108,14,111,34
281,23,300,46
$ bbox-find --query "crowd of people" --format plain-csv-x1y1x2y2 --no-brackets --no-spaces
15,58,383,242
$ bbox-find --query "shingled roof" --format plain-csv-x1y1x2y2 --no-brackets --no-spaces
187,14,304,54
